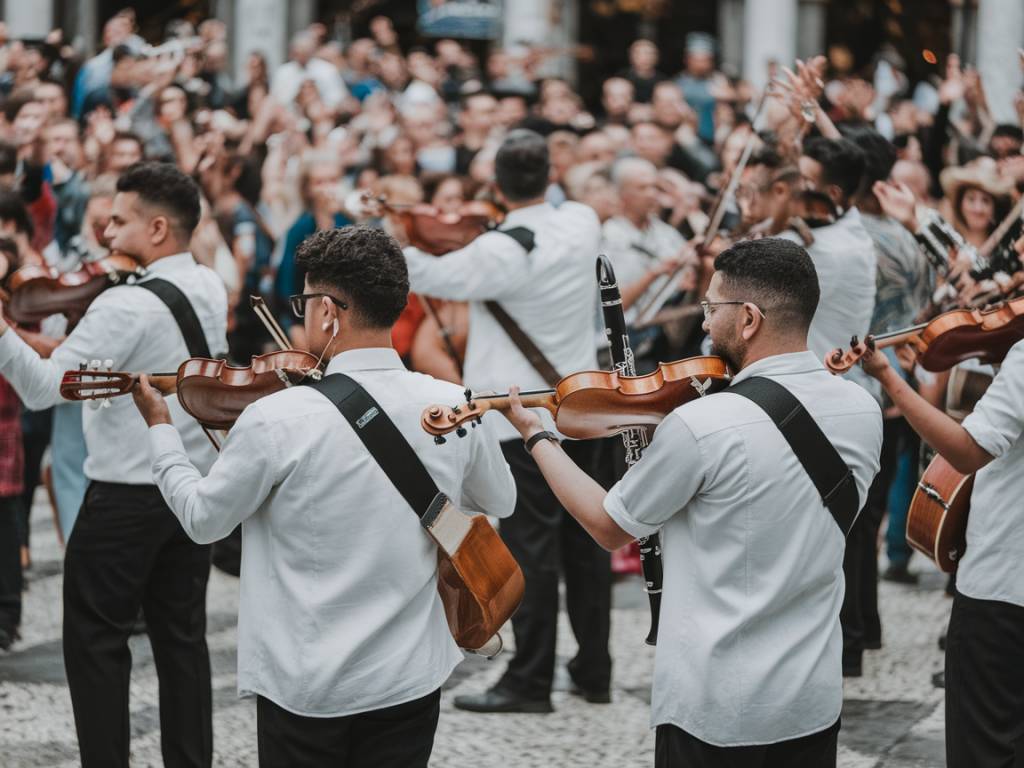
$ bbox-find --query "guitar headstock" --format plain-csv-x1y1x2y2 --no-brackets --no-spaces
61,360,132,402
824,336,872,375
421,389,484,443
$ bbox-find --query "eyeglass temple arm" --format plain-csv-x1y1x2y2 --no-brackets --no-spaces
249,295,293,352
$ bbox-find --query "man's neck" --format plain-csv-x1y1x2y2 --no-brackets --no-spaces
739,339,808,371
325,330,395,360
854,194,882,215
505,196,546,212
624,210,649,229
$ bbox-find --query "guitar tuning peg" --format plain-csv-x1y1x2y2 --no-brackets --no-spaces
433,435,447,446
103,359,113,370
455,426,467,438
89,359,101,370
79,361,87,371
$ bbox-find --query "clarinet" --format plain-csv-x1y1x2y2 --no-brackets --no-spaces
597,255,662,646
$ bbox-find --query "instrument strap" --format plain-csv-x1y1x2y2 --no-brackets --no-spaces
729,376,859,536
484,226,562,387
306,373,443,521
137,278,212,358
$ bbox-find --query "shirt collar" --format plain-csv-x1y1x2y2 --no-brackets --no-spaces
324,347,405,375
729,350,825,385
144,252,195,274
503,202,551,227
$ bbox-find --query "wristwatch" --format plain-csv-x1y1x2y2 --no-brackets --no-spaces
524,430,559,453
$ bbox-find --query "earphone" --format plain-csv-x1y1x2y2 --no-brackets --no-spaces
333,318,339,336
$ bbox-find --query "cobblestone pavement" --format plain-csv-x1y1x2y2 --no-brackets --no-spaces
1,496,949,767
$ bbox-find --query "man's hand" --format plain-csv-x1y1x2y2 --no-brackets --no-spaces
872,180,918,232
505,385,544,441
857,339,895,382
132,374,173,427
938,54,965,105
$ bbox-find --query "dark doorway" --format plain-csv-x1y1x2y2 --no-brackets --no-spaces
98,0,212,42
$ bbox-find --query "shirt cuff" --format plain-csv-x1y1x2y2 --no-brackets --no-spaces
961,411,1010,459
603,485,660,540
149,422,187,461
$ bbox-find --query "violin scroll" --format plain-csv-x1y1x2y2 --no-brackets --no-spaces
824,335,872,375
421,400,485,438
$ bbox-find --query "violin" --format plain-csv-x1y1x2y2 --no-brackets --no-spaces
421,356,730,441
60,349,323,430
824,294,1024,374
4,253,143,326
359,192,505,255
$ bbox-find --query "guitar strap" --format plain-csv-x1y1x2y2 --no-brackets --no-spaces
306,373,449,524
729,376,860,536
483,226,562,387
137,278,212,358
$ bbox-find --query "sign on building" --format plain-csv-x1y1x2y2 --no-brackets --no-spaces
417,0,502,40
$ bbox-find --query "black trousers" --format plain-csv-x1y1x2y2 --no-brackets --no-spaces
841,417,904,661
496,438,614,699
63,481,213,768
655,719,840,768
256,690,441,768
945,591,1024,768
0,496,23,632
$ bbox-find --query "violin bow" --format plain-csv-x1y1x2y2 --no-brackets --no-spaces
634,82,777,326
250,295,292,352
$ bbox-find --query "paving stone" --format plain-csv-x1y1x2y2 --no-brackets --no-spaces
0,492,950,767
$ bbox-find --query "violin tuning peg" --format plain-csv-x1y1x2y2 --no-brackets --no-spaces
849,335,859,348
475,417,482,425
464,388,473,403
433,435,447,446
452,404,461,414
455,426,467,438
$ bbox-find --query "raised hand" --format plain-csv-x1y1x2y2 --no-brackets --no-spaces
872,180,918,231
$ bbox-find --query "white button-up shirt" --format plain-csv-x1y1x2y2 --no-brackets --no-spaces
783,208,878,361
147,348,516,717
600,214,686,323
404,201,601,441
959,338,1024,608
603,351,882,746
0,253,227,485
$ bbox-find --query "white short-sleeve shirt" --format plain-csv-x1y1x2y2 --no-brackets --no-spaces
604,350,882,746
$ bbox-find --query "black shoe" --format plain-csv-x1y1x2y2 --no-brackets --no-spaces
932,671,945,689
0,626,16,652
842,649,863,678
882,563,919,585
569,683,612,704
453,687,553,714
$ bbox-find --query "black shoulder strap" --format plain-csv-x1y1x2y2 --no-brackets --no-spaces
137,278,211,358
306,373,443,520
496,226,535,253
729,376,859,536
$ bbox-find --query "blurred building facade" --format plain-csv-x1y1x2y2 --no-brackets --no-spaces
3,0,1023,120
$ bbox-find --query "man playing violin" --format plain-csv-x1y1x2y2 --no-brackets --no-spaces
503,237,882,766
858,338,1024,768
130,226,515,768
0,161,228,768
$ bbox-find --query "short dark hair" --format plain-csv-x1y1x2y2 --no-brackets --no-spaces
2,90,39,123
116,162,201,238
295,226,409,330
992,123,1024,143
495,129,550,202
802,136,865,201
713,237,819,329
843,126,897,187
0,187,34,238
112,131,144,152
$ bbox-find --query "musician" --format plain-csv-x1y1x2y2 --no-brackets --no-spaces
400,129,613,713
859,340,1024,768
0,162,228,767
503,237,882,765
130,226,514,767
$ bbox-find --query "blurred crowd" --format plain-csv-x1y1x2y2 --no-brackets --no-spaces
0,7,1023,654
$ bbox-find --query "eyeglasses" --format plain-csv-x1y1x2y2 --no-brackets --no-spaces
289,293,348,318
700,300,767,321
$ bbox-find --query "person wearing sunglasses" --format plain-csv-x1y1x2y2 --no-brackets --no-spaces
501,237,883,768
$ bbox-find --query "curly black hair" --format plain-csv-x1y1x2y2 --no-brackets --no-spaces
116,161,201,239
295,226,410,330
713,237,820,329
843,126,897,188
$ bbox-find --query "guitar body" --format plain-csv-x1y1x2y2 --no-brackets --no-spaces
906,454,974,572
424,501,524,656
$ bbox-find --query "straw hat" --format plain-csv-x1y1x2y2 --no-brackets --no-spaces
940,156,1015,201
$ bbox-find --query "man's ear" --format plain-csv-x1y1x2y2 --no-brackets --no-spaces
150,214,170,245
740,303,763,341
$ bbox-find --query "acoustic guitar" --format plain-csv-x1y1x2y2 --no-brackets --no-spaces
906,454,973,573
